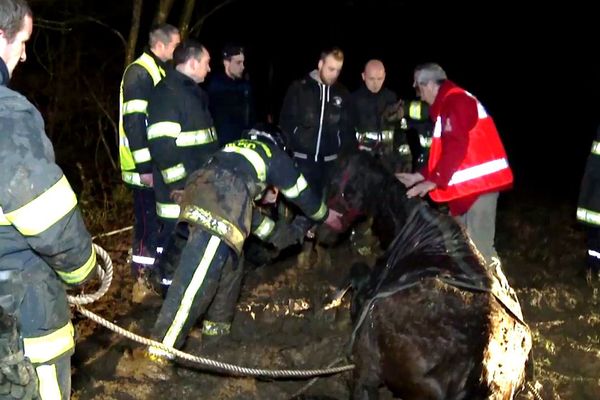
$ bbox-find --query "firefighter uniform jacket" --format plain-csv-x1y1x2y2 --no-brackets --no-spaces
119,50,167,187
279,70,355,162
351,85,403,155
0,62,96,386
147,69,219,221
179,139,329,255
577,125,600,226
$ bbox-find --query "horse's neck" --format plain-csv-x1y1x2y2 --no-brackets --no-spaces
371,178,415,244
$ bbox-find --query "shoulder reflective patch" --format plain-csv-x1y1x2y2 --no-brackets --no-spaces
6,175,77,236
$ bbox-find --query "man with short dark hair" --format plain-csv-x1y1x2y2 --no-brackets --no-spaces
206,43,256,146
279,47,355,199
118,23,180,288
0,1,97,398
147,40,219,291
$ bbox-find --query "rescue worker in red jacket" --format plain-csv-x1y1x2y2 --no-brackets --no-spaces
396,63,513,265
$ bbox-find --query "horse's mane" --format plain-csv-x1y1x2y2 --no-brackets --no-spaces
339,153,493,303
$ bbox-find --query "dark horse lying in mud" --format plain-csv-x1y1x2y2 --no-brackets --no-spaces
326,153,532,400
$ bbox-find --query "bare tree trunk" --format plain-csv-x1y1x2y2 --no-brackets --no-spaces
178,0,197,40
125,0,144,67
154,0,177,25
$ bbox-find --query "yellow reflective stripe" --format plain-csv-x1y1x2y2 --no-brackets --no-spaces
175,128,217,147
222,146,267,181
398,144,411,155
36,364,62,400
147,121,181,139
133,53,164,85
6,176,77,236
0,207,10,225
181,205,245,252
591,141,600,155
121,171,149,187
132,147,151,164
577,207,600,226
311,202,328,221
409,101,422,119
23,322,74,364
161,163,187,183
161,235,221,348
56,246,96,285
157,202,180,219
419,134,432,148
123,99,148,115
381,130,394,142
281,175,308,199
253,216,275,239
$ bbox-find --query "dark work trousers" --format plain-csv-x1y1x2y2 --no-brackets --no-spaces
293,157,336,201
586,226,600,272
151,227,243,350
131,188,159,276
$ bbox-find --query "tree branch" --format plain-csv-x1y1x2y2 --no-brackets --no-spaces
189,0,238,36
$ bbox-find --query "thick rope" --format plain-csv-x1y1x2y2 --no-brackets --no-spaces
526,381,544,400
76,305,354,378
67,243,355,378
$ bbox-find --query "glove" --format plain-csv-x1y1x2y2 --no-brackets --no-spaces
267,216,311,250
0,309,39,400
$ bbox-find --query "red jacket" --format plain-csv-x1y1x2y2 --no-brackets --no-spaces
423,81,513,215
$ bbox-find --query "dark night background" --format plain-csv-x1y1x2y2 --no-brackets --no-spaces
11,0,599,205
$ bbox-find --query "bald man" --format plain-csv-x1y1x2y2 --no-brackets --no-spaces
351,59,412,172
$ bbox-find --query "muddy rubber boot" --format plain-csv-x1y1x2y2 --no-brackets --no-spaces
131,268,163,307
200,320,231,355
119,347,175,382
0,310,39,400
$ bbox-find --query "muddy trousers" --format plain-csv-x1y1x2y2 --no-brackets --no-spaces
131,188,159,276
1,267,74,400
150,228,242,355
454,192,499,265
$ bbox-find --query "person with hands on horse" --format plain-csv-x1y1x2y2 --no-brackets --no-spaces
138,123,342,375
396,63,513,266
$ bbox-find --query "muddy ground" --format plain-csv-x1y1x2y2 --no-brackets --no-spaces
70,193,600,400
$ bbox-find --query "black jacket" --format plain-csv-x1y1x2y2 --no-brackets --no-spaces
206,72,255,146
351,85,398,133
147,69,219,209
279,70,355,160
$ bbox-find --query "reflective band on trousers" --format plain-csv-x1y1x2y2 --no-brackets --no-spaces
447,158,510,186
132,255,156,265
577,207,600,226
56,245,96,285
280,175,308,199
36,364,62,400
23,322,74,364
161,163,187,184
157,202,180,219
160,235,222,349
588,249,600,259
222,146,266,181
175,128,217,147
5,175,77,236
181,205,245,252
253,216,275,239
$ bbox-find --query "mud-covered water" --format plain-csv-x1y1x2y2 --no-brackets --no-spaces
71,196,600,399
